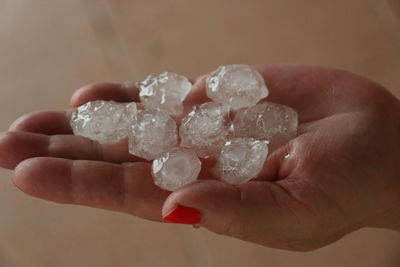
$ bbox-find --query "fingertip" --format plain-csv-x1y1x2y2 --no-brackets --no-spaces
162,205,202,225
12,157,41,196
8,113,27,132
70,83,120,107
0,132,46,170
162,179,237,217
8,110,72,135
70,83,93,107
13,157,72,202
0,132,17,169
162,180,206,216
183,75,210,110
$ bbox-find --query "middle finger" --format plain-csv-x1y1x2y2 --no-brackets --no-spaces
0,131,142,170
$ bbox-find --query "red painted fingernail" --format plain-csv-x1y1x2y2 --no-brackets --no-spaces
163,206,202,225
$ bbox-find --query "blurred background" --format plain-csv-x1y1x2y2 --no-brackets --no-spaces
0,0,400,266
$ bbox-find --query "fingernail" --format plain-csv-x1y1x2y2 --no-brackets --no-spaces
163,205,202,225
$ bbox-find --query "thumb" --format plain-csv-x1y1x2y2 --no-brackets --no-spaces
162,179,296,244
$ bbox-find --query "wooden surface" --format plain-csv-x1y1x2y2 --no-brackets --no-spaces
0,0,400,266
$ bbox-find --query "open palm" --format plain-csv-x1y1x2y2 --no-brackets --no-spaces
1,65,400,251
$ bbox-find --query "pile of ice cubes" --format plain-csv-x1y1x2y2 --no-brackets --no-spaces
70,64,298,191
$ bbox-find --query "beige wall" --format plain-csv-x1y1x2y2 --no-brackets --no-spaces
0,0,400,266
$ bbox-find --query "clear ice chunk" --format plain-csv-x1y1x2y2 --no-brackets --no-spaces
214,137,269,185
206,64,268,110
128,109,178,160
138,72,192,116
179,102,232,158
233,102,298,151
152,147,201,191
70,100,137,144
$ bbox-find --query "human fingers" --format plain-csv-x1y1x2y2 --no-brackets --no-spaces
13,157,168,221
9,110,73,135
70,82,140,108
183,75,208,107
0,131,141,170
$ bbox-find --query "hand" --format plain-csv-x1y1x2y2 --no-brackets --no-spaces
1,65,400,251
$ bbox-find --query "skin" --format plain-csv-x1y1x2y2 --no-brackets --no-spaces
0,65,400,251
